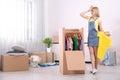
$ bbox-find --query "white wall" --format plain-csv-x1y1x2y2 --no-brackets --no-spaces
45,0,120,64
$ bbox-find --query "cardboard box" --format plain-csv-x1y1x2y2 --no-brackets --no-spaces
30,52,46,64
30,52,54,64
46,52,54,63
0,55,2,70
59,28,85,74
53,35,59,43
2,54,29,72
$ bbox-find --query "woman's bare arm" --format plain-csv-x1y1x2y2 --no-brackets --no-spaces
80,6,93,19
80,10,90,19
98,21,104,31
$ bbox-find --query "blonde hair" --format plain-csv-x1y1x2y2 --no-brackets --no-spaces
92,7,100,17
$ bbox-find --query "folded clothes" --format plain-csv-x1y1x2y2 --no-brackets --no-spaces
7,50,26,53
38,62,59,67
7,53,27,56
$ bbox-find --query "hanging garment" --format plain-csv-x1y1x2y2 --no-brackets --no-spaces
67,37,73,50
97,32,112,60
78,37,80,50
80,39,82,50
72,38,79,50
65,38,67,50
78,37,82,50
88,17,99,46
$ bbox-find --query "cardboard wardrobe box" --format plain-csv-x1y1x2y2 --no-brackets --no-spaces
59,27,86,74
30,52,54,64
2,54,29,72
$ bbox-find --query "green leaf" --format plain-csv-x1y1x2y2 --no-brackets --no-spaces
43,37,52,48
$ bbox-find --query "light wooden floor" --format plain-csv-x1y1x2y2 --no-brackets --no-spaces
0,64,120,80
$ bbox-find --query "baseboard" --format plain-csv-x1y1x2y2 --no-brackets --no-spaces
55,60,91,64
53,42,59,44
55,60,59,62
85,61,91,63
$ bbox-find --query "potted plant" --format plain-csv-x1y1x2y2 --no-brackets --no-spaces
43,37,52,52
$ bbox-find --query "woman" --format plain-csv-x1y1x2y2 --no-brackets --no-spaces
80,6,103,74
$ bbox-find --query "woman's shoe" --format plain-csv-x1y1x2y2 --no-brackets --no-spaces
92,69,98,75
90,70,93,73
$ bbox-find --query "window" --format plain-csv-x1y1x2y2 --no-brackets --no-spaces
0,0,44,54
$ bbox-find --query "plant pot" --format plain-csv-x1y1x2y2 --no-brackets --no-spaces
47,47,51,53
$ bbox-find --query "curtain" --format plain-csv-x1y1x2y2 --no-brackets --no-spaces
0,0,44,54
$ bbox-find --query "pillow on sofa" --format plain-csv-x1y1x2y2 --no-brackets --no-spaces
12,44,25,51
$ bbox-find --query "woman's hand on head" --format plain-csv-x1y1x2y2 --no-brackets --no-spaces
80,5,93,19
88,5,93,12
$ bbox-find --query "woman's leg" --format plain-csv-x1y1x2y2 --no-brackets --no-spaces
93,46,98,69
89,47,95,70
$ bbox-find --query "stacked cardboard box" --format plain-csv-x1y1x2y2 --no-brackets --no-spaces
53,35,59,43
30,52,54,64
2,54,29,72
46,52,54,63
